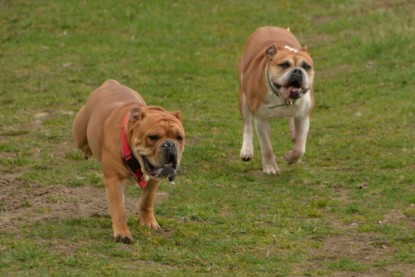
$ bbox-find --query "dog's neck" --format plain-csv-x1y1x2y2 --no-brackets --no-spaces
265,62,280,97
120,112,148,189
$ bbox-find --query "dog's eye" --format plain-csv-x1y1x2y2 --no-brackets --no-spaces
278,62,291,69
148,135,159,141
177,135,183,143
302,63,312,71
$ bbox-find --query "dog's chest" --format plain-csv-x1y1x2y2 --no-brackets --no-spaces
255,91,311,119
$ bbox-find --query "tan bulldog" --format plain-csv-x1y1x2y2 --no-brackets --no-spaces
238,26,315,175
72,80,185,243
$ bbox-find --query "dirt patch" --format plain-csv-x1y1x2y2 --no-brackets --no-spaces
0,173,168,232
383,208,415,227
296,213,415,277
299,233,395,277
319,233,392,262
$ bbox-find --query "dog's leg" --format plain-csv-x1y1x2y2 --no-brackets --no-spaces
240,94,254,161
285,116,310,165
72,106,92,159
139,178,161,230
254,117,280,175
288,117,296,142
104,175,133,243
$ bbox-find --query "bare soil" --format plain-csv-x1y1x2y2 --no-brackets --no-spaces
0,172,167,232
1,172,413,276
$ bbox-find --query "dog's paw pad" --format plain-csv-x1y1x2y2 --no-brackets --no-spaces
240,149,253,161
115,234,133,244
284,150,303,165
140,218,161,230
262,164,281,175
241,156,252,162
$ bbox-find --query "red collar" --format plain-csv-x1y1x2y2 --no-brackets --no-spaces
120,111,148,189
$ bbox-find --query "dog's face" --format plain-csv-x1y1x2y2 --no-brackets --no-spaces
266,44,314,100
127,106,185,181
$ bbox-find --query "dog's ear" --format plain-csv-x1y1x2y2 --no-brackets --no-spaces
300,46,309,53
170,111,183,122
265,44,277,59
129,107,144,122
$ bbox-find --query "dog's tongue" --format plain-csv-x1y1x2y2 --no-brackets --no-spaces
280,87,301,99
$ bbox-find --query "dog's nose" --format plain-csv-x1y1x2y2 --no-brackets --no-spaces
162,140,178,162
162,140,176,150
289,68,303,88
292,68,303,76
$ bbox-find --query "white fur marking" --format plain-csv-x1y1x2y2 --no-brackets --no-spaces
284,45,298,53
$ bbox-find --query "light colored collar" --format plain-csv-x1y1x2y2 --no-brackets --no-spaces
265,62,280,97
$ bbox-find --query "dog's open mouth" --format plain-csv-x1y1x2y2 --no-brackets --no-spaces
141,155,178,182
274,83,306,100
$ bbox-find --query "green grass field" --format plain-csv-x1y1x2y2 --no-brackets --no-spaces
1,0,415,276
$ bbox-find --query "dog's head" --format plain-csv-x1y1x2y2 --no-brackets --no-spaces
265,44,314,100
126,106,185,181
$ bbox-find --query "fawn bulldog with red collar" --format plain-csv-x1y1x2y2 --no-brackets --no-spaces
238,26,315,175
72,80,185,243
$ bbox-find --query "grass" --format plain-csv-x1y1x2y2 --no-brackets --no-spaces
1,0,415,276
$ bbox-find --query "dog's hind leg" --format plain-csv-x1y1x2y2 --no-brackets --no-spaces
255,117,280,175
285,116,309,165
239,93,254,161
72,106,92,159
288,117,296,142
81,146,92,160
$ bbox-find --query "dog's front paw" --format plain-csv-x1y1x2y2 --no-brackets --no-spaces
262,163,280,175
240,147,253,161
139,214,161,230
113,226,133,244
115,234,134,244
284,150,303,165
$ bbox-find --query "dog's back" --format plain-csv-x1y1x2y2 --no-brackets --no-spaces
72,80,145,160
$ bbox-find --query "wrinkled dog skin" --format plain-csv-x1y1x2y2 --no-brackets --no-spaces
238,26,315,175
72,80,185,243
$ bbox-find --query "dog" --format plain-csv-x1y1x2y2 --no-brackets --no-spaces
72,80,185,243
238,26,314,175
